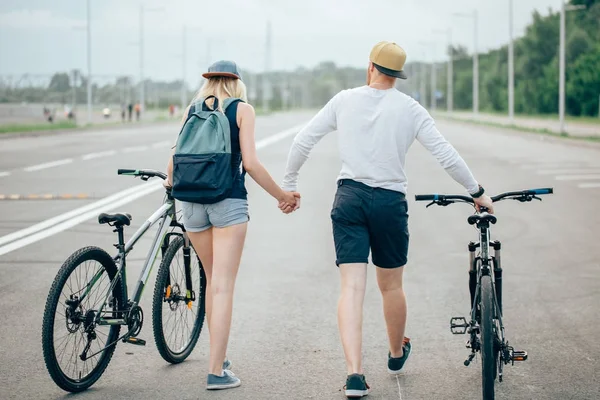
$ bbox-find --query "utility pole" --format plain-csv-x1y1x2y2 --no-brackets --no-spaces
433,28,452,113
139,5,144,112
508,0,515,123
86,0,92,124
181,25,187,109
431,60,437,111
453,10,479,114
473,9,479,115
559,2,586,133
420,60,427,108
262,20,272,113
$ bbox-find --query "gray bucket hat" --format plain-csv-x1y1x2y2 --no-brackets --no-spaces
202,60,243,80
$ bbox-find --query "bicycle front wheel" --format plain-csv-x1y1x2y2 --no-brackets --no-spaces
42,247,126,392
152,235,206,363
480,274,496,400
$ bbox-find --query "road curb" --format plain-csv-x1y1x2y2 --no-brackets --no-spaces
436,115,600,150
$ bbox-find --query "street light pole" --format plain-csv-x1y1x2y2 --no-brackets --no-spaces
473,9,479,115
431,57,437,111
139,5,144,112
181,25,187,109
508,0,514,122
433,28,453,113
262,20,272,113
448,29,453,113
453,10,479,115
86,0,92,124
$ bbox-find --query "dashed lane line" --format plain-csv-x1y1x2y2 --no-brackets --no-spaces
578,183,600,189
151,140,171,149
23,158,73,172
0,172,10,177
536,169,600,175
82,150,117,160
122,145,150,153
0,194,91,200
555,175,600,181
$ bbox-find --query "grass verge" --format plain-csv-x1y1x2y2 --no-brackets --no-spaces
0,121,77,134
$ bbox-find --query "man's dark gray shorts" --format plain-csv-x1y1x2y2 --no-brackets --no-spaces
331,179,409,269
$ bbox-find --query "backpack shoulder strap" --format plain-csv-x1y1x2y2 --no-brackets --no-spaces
223,97,244,112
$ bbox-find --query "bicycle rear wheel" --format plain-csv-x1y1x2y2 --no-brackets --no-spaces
480,274,496,400
42,247,126,392
152,235,206,363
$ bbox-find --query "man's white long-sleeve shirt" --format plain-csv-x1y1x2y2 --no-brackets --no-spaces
282,86,479,194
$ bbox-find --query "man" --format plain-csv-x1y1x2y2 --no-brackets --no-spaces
281,41,493,398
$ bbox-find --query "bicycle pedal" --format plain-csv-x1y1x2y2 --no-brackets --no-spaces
512,350,528,362
450,317,469,334
124,337,146,346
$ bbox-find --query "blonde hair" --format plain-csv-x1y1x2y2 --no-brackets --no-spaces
192,76,248,113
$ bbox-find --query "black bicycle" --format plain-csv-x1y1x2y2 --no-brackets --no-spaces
415,187,553,400
42,169,206,392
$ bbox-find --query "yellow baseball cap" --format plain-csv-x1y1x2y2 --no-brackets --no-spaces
369,41,407,79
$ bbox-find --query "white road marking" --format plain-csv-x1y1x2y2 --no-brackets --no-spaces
82,150,117,160
0,172,10,177
24,158,73,172
555,175,600,181
0,184,161,257
519,163,591,170
578,183,600,189
0,123,305,257
536,169,600,175
0,184,149,248
395,376,403,400
151,140,171,149
122,145,150,153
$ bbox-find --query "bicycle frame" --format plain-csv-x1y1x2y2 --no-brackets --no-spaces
78,193,180,325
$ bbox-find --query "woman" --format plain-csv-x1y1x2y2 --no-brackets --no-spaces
165,60,300,390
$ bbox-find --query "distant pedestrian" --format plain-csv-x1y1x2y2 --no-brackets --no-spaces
280,41,493,399
121,104,126,122
169,104,175,118
128,103,133,122
134,103,141,121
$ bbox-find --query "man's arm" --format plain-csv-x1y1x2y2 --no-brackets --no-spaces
281,91,343,191
414,105,480,194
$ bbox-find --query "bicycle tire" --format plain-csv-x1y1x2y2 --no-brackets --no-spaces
480,274,496,400
42,247,126,392
152,235,206,364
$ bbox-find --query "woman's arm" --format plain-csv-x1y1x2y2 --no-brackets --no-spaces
238,102,299,207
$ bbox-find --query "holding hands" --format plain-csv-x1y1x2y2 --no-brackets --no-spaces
278,190,301,214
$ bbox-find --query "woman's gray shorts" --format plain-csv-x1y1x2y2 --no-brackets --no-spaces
180,199,249,232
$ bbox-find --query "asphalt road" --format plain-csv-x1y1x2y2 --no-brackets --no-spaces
0,111,598,400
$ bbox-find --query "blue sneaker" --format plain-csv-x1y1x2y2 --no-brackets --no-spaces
206,369,241,390
388,337,411,375
223,359,231,370
344,374,370,398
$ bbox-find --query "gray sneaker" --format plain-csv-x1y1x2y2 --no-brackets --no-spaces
206,369,241,390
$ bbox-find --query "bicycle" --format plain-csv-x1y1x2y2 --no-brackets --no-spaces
42,168,206,392
415,187,553,400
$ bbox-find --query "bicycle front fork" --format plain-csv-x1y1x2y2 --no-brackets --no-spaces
468,241,503,314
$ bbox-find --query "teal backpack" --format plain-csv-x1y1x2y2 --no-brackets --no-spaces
172,96,242,204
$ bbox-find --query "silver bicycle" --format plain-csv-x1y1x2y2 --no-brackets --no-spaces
42,168,206,392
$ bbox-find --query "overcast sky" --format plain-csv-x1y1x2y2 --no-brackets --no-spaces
0,0,564,86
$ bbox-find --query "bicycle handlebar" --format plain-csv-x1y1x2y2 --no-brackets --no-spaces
415,188,553,206
117,169,167,181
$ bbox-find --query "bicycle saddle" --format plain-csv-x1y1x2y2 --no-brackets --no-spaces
98,212,132,227
467,213,497,226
